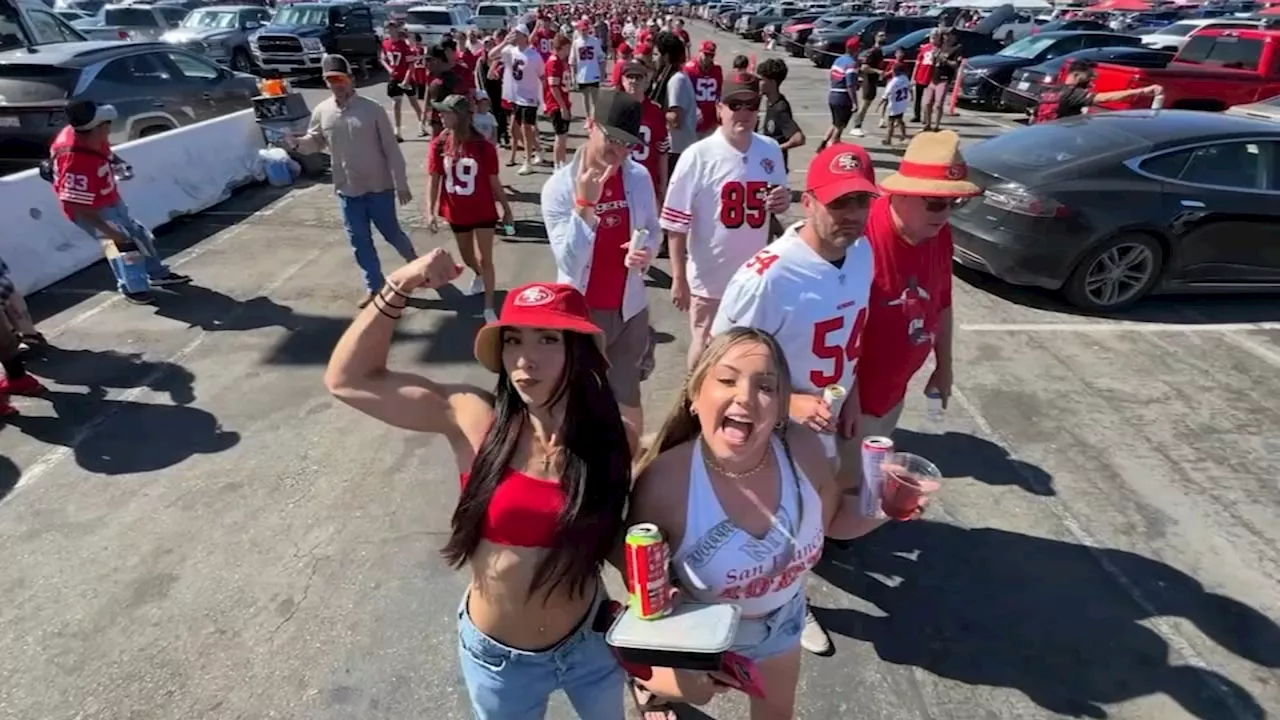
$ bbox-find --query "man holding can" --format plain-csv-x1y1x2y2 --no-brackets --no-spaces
710,142,878,657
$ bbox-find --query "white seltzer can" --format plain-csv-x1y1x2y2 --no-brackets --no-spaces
859,436,893,519
822,384,846,417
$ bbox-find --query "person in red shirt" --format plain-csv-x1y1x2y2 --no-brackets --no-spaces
854,130,980,490
683,40,722,136
426,95,513,322
672,17,690,46
544,34,573,167
609,41,632,87
381,22,420,140
404,33,430,136
911,28,940,123
0,257,44,415
618,59,668,207
531,18,556,58
52,99,189,306
441,37,476,99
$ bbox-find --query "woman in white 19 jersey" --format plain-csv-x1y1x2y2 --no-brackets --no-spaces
660,72,790,370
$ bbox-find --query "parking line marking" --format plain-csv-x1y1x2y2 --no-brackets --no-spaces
960,322,1280,333
10,241,333,499
950,385,1258,719
37,185,321,341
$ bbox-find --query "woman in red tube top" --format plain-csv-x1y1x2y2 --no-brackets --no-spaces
324,248,636,720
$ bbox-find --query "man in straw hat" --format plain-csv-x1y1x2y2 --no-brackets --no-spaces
711,141,880,656
854,130,980,489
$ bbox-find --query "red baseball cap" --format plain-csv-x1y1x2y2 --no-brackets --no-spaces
845,36,860,50
637,41,653,55
473,283,606,372
700,40,716,55
807,143,878,203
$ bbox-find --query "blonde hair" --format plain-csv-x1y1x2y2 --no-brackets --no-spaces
635,327,794,477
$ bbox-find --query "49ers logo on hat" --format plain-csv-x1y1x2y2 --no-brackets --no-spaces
832,152,863,173
945,164,967,181
515,285,554,307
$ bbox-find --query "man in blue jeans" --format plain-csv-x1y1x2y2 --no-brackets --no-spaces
51,100,191,305
286,54,418,306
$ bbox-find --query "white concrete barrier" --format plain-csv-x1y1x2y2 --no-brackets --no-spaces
0,109,267,295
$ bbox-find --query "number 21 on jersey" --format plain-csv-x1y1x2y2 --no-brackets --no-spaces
810,307,868,388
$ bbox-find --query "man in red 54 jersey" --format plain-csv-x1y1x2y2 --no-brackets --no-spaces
617,58,668,206
381,23,419,140
711,142,879,658
684,40,722,136
426,95,514,322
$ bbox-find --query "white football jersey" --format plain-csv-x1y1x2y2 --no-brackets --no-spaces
503,45,545,107
571,36,604,83
660,132,789,299
712,223,874,397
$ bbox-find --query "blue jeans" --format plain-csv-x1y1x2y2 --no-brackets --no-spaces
73,201,171,293
457,590,626,720
337,189,417,291
728,591,806,662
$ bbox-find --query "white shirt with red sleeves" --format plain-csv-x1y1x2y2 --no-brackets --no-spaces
659,131,787,300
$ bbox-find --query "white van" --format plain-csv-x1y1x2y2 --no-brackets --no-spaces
403,4,474,44
473,2,520,32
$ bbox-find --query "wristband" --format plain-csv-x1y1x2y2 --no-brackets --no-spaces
575,196,596,209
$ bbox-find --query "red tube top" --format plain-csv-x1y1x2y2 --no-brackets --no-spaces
460,469,565,548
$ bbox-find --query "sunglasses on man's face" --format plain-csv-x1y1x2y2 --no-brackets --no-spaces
724,97,761,112
922,196,970,213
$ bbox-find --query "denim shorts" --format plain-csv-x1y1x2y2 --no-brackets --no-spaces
457,589,626,720
727,590,806,662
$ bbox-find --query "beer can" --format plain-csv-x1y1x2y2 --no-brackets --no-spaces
859,436,893,519
822,384,846,416
630,228,649,253
1151,92,1165,110
624,523,672,620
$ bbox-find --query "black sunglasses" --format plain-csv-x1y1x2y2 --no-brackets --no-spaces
923,197,970,213
725,97,761,112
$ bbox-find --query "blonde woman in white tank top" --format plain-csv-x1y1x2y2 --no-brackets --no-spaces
622,327,934,720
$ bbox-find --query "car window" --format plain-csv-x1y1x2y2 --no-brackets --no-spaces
165,50,220,80
27,8,85,43
1138,148,1192,179
1155,21,1198,37
1176,141,1272,189
1043,35,1085,58
478,4,506,14
102,7,156,26
406,10,452,25
98,51,173,85
157,6,187,25
0,63,80,101
347,7,372,32
1178,34,1262,70
999,34,1057,59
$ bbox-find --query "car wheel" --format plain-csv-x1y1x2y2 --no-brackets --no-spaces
1063,233,1163,312
137,125,171,139
231,48,253,73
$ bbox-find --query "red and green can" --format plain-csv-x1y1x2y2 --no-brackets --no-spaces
624,523,672,620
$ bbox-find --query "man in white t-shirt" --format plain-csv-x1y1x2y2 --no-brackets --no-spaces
660,72,789,369
489,25,545,174
710,142,879,657
571,20,605,121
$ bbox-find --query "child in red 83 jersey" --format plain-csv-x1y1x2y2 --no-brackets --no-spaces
426,95,514,322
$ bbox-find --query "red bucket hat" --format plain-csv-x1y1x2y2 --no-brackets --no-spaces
473,283,606,373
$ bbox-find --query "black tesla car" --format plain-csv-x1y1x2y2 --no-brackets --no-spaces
862,27,1004,87
1001,46,1173,114
806,14,935,68
957,31,1141,108
952,110,1280,311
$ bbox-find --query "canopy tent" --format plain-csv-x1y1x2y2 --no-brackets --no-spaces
941,0,1051,9
1261,3,1280,13
1087,0,1153,11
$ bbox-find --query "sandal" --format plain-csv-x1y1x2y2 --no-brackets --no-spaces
629,679,676,720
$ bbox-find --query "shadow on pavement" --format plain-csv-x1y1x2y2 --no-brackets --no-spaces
25,347,197,405
152,285,303,333
0,455,18,503
892,428,1055,496
6,389,239,476
954,266,1280,324
813,521,1280,720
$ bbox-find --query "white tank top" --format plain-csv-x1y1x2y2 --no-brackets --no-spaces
671,437,826,617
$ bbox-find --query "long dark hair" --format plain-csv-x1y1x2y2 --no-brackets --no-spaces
442,331,630,599
647,30,685,107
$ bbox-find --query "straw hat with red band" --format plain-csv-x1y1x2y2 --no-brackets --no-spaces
879,130,982,198
473,283,607,373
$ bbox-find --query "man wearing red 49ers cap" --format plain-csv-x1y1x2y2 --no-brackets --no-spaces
711,142,879,656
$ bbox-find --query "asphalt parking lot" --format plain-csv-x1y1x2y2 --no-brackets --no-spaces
0,20,1278,720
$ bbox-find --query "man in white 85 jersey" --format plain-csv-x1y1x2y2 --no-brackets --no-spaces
710,142,879,657
661,72,790,369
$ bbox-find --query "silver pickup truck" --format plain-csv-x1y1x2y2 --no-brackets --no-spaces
162,5,271,72
72,4,189,41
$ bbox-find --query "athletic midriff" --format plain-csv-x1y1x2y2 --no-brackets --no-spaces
461,470,597,650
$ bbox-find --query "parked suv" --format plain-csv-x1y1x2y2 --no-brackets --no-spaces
162,5,271,72
250,1,379,76
472,2,518,32
0,41,257,174
403,5,474,46
806,14,936,68
2,0,89,52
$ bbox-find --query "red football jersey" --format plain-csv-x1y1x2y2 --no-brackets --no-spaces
683,60,723,133
544,54,572,113
407,45,427,86
50,125,119,220
381,38,412,81
629,99,668,190
531,28,556,58
427,133,501,226
452,62,476,97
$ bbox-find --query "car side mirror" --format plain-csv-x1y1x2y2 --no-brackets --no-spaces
243,20,259,29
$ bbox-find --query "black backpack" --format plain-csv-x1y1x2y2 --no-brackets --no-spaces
39,145,112,184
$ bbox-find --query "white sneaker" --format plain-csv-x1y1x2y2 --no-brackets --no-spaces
517,163,532,175
800,606,833,655
483,308,498,323
467,274,485,296
533,154,546,166
877,117,887,128
851,127,866,138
